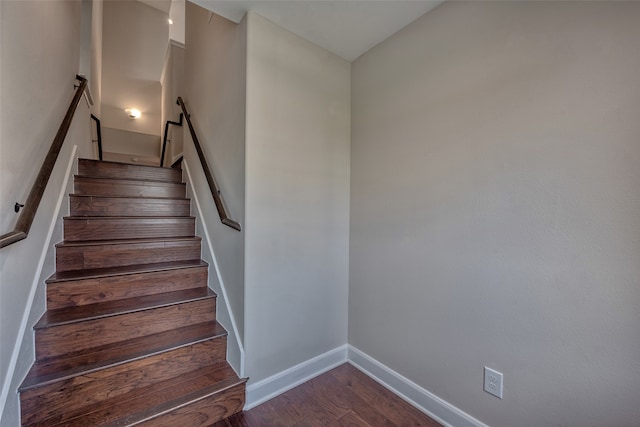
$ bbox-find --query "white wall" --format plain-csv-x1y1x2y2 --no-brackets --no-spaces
0,1,93,423
169,0,185,45
184,2,248,367
349,2,640,427
244,12,350,383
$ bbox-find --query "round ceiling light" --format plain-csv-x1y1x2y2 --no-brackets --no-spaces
126,109,141,119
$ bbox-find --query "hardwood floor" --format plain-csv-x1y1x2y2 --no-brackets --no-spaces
213,363,442,427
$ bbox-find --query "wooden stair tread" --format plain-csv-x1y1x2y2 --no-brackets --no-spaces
47,260,208,283
45,363,245,427
64,215,195,219
20,160,245,426
55,236,201,248
74,176,186,199
20,321,227,391
63,217,196,242
35,288,216,328
78,159,182,183
70,194,188,200
69,195,191,217
74,175,185,186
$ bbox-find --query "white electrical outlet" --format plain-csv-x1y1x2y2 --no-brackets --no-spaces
484,367,503,399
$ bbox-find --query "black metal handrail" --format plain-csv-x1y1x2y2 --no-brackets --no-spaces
176,97,241,232
90,114,103,161
1,75,89,248
160,113,183,167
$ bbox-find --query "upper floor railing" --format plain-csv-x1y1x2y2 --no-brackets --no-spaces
160,113,183,167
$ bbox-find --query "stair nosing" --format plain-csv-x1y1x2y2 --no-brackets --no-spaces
46,260,209,283
79,158,182,172
19,321,227,392
34,288,217,329
124,376,247,427
63,215,195,220
44,363,244,427
74,175,186,185
70,194,190,201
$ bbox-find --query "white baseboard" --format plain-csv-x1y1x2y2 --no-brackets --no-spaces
181,160,245,376
171,152,183,165
242,343,488,427
348,345,489,427
245,344,348,410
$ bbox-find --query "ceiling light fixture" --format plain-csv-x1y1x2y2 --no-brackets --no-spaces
126,109,141,119
168,18,173,25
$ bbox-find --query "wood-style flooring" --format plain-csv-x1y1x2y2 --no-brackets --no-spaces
212,363,442,427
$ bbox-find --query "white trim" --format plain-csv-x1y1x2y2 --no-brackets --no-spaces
169,39,185,49
348,345,489,427
181,159,246,376
76,74,94,107
245,344,348,410
0,146,78,421
171,152,183,165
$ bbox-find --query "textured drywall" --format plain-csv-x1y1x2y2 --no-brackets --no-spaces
349,2,640,426
244,11,351,384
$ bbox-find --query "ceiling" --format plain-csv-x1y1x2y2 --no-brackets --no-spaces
137,0,172,14
190,0,444,62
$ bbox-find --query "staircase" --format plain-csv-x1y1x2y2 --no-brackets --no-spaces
18,159,246,426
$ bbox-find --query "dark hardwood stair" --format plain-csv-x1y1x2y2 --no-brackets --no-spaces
63,216,196,241
70,195,191,217
55,236,203,272
74,176,187,198
19,158,246,426
46,260,209,309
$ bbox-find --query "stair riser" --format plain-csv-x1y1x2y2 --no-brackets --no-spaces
70,196,190,217
35,299,216,360
75,177,186,198
56,240,202,272
21,338,227,426
78,159,182,183
47,266,208,309
63,217,195,241
135,383,246,427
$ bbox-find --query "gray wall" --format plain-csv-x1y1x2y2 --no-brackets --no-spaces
101,0,168,136
184,2,247,347
102,126,161,158
0,1,94,423
349,2,640,426
244,11,351,384
160,42,185,166
181,6,351,384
